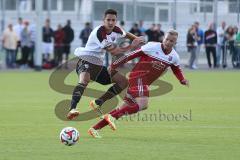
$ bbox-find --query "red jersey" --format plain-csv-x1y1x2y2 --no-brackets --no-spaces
111,42,187,102
111,42,185,84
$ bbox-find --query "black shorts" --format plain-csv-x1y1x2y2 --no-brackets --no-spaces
76,58,117,85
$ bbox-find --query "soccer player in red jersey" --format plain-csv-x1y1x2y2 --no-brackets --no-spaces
88,29,189,138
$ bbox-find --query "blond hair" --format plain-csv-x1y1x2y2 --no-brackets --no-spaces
166,29,178,37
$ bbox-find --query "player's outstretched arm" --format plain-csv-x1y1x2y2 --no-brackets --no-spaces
171,65,189,87
125,32,139,41
106,37,145,56
110,49,144,70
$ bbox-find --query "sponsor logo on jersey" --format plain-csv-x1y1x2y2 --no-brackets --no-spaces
111,37,116,41
168,56,173,61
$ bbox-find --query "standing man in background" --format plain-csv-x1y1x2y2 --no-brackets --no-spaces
13,17,24,63
80,22,92,47
194,21,204,69
2,24,18,68
42,19,54,63
63,20,74,69
204,23,217,68
217,21,226,68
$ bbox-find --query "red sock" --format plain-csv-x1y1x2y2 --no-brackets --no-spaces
92,104,139,130
93,119,108,130
111,103,139,119
92,109,118,130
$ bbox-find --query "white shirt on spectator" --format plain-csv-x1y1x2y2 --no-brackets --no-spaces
217,27,226,45
13,23,24,40
2,28,19,50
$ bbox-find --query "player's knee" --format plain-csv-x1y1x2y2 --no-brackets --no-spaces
138,103,148,111
79,77,90,85
79,72,90,85
136,98,149,111
82,80,90,86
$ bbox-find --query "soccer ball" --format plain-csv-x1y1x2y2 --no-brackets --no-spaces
60,127,80,146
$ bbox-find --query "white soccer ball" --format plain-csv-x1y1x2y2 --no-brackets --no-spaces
60,127,80,146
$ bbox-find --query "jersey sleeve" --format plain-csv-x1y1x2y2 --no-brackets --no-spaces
170,65,185,82
113,26,126,38
172,53,181,66
170,52,186,82
111,49,144,69
96,26,112,49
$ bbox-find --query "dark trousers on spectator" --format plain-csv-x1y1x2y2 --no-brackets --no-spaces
29,42,35,67
63,44,70,68
54,46,63,66
15,41,21,61
206,46,217,68
21,46,30,65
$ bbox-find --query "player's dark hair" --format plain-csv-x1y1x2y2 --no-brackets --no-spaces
104,9,117,17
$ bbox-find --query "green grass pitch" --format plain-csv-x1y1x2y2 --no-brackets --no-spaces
0,70,239,160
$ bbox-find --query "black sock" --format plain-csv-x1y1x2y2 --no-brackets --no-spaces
70,83,87,110
95,83,123,106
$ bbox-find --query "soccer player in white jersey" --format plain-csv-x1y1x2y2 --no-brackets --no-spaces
67,9,144,120
88,29,189,138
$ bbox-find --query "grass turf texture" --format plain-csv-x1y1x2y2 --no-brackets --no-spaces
0,70,239,160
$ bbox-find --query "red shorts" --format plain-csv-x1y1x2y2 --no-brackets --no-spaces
124,75,149,104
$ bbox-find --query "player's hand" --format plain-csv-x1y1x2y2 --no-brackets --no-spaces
180,79,189,87
139,36,146,44
131,37,146,49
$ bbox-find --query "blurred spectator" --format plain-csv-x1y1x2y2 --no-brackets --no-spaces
139,20,146,36
13,17,24,62
217,21,227,68
63,19,74,69
20,21,32,69
42,19,54,62
225,26,235,68
204,23,217,68
129,23,141,37
186,25,198,69
233,26,238,35
145,24,156,41
54,24,65,67
194,21,204,69
145,24,162,42
29,23,36,68
79,22,92,47
2,24,18,68
155,24,164,42
120,20,125,29
234,27,240,67
129,23,142,64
